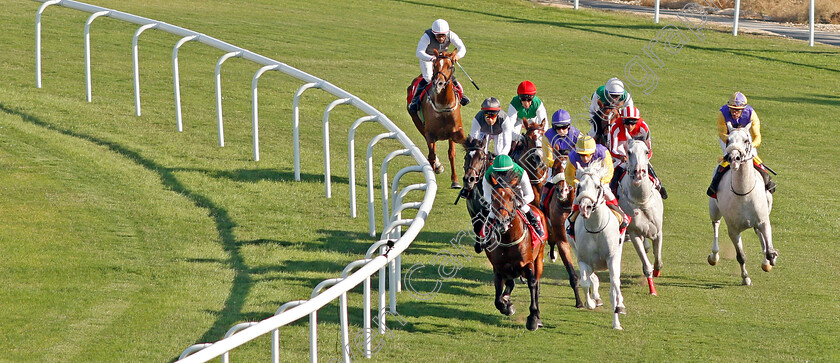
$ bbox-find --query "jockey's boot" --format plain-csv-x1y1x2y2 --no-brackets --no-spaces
607,202,630,231
706,164,728,198
610,165,624,196
647,164,667,199
525,209,544,237
756,164,776,194
657,183,668,199
474,241,483,253
565,210,579,239
409,78,428,113
454,79,470,106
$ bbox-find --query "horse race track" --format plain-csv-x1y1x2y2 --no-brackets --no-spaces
1,0,839,361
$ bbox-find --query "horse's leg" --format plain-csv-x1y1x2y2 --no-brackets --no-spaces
557,239,583,308
448,139,461,189
426,138,443,174
578,261,595,309
758,221,777,271
503,278,516,315
729,228,751,286
708,198,721,266
608,251,625,330
652,232,664,277
525,266,541,331
629,233,656,295
494,273,513,316
591,271,603,307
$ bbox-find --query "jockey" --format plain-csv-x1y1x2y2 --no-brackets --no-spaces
468,97,515,155
409,19,470,113
482,154,544,237
588,77,634,146
707,92,776,197
564,135,630,240
539,109,581,212
507,80,549,136
608,106,667,199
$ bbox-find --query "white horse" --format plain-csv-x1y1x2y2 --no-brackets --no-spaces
573,161,625,330
617,140,663,296
708,128,777,286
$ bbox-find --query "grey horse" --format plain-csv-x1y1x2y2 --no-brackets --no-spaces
708,128,778,286
572,161,625,329
617,140,663,296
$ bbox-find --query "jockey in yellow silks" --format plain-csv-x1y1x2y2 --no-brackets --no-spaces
706,92,776,198
564,135,630,240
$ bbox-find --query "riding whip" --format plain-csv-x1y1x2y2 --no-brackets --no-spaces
456,62,480,90
763,164,778,175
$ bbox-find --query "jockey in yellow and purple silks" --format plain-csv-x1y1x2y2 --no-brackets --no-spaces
538,109,581,212
564,135,630,240
706,92,776,198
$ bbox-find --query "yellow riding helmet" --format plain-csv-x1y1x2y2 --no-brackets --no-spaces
575,135,597,155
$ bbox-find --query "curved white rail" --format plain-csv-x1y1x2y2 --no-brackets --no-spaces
33,1,438,362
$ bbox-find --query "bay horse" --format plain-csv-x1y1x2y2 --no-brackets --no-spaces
708,128,777,286
485,174,545,331
459,137,494,237
510,117,549,203
573,161,625,330
543,153,582,308
617,140,663,295
406,49,466,189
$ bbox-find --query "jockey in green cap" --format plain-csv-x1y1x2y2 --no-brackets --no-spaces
482,154,544,237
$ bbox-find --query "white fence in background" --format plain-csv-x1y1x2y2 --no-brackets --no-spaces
33,1,436,362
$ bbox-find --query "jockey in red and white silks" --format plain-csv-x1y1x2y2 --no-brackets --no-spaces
608,106,666,199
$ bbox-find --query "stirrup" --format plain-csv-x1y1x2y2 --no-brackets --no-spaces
460,95,470,106
658,184,668,199
766,180,777,194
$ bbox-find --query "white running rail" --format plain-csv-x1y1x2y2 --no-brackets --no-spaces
34,1,437,362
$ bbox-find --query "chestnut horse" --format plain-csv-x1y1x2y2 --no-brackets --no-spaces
407,50,466,189
510,118,549,203
591,107,620,147
484,175,545,331
543,154,583,308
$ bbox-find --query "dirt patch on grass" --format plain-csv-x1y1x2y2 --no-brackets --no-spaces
630,0,840,24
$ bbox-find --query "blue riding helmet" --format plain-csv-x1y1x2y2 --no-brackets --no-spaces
551,109,571,127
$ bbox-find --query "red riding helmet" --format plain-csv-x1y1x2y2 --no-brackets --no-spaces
517,81,537,96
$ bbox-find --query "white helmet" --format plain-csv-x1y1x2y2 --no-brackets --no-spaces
431,19,450,35
605,77,625,96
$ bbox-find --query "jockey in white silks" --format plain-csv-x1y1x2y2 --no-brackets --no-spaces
588,77,634,145
468,97,516,156
482,154,544,237
408,19,470,112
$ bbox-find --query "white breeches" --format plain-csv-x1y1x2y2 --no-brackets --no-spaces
420,60,433,82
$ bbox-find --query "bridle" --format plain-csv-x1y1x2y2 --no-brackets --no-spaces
489,184,528,247
427,55,458,112
579,176,608,234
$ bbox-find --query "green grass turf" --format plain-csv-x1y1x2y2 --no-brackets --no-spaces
1,0,839,361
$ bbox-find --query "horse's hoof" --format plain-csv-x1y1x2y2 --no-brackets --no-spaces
761,263,772,272
613,324,624,331
742,277,752,286
708,253,719,266
526,315,541,331
595,298,604,307
652,269,661,277
549,250,557,262
615,306,626,315
575,301,584,309
506,305,515,316
767,250,779,266
450,182,462,189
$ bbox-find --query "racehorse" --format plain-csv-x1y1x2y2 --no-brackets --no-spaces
708,128,777,286
459,137,494,237
510,117,549,203
485,174,546,331
406,49,466,189
573,161,625,330
617,140,663,296
543,153,582,308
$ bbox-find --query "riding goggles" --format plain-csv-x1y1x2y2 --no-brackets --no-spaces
518,94,534,102
553,124,570,130
484,111,500,118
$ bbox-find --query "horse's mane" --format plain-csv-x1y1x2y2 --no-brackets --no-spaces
463,137,484,151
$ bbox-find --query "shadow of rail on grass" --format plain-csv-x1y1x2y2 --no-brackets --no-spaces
0,103,250,361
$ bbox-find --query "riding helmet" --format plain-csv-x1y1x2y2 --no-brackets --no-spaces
517,80,537,96
727,92,748,109
481,97,502,111
551,109,571,127
575,135,597,155
605,77,625,96
431,19,450,34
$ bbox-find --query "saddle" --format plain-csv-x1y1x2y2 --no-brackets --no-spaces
406,75,464,109
516,209,548,249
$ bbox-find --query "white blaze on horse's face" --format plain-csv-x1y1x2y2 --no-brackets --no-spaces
725,128,753,170
627,141,649,183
